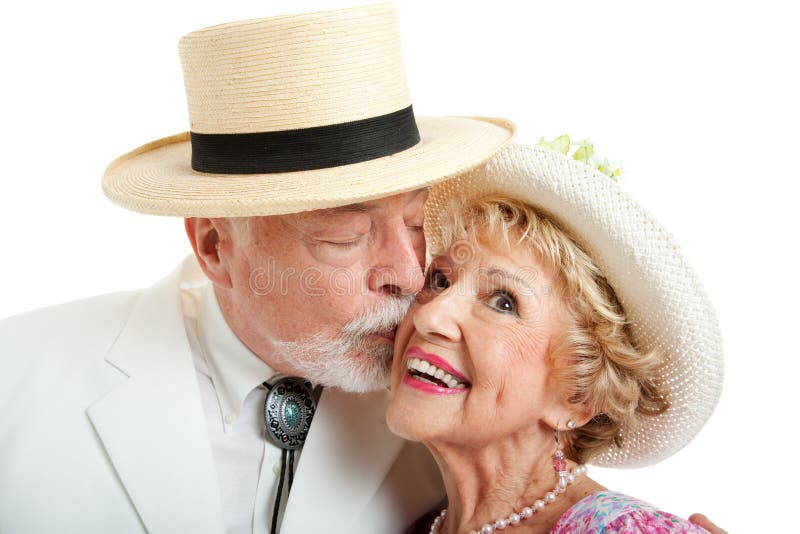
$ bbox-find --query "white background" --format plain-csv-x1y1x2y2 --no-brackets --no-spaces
2,1,798,531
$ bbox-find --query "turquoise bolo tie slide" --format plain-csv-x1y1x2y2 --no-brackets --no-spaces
263,377,316,450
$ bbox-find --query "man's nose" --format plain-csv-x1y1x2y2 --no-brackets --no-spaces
367,226,425,296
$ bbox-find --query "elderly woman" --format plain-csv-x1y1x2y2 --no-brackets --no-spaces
387,142,723,533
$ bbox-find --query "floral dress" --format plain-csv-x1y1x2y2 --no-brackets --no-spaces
551,491,709,533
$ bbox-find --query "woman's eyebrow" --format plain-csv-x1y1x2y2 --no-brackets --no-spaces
481,267,535,293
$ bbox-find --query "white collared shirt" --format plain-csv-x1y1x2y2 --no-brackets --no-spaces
181,279,294,534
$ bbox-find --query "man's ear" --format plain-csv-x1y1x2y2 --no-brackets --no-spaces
185,217,233,288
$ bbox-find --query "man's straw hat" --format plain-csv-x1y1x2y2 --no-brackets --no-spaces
102,4,515,217
425,143,724,468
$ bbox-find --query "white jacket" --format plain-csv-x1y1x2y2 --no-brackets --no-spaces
0,261,443,534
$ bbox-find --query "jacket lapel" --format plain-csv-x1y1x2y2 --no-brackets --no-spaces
86,261,226,534
280,387,406,532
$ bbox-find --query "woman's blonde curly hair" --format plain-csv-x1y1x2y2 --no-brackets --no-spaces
434,194,669,464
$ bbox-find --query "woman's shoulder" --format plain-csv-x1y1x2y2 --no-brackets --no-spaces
551,491,709,533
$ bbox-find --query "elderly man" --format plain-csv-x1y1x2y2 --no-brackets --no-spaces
0,5,513,534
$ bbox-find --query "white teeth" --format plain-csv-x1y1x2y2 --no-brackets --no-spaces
406,357,469,389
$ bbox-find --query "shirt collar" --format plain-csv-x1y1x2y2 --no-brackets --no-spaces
197,283,277,428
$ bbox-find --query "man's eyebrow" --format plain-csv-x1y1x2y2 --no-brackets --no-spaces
327,203,372,214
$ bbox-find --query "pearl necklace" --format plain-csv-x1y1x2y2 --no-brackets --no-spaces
428,464,588,534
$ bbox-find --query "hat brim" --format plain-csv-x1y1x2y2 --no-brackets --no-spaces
102,116,515,217
424,144,724,468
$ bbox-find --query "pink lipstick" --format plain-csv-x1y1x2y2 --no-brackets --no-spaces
402,346,471,395
405,346,470,384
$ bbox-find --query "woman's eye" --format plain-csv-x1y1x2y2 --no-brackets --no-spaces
487,291,517,315
427,269,450,291
415,268,449,304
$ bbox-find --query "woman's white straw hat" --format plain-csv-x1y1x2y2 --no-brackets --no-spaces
425,143,724,468
102,3,515,217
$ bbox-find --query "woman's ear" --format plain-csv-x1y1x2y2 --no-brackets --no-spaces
544,402,594,432
185,217,233,289
566,405,595,429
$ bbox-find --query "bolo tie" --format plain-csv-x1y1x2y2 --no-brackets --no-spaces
262,376,317,534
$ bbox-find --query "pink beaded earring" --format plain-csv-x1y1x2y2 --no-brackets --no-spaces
552,424,570,493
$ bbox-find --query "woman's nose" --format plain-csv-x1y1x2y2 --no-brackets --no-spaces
411,287,463,344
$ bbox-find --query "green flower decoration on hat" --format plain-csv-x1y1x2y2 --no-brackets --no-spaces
537,135,622,181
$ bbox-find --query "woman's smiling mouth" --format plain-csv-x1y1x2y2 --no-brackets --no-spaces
402,346,471,394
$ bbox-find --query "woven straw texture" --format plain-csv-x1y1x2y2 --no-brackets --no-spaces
179,4,412,133
425,144,724,468
102,4,515,217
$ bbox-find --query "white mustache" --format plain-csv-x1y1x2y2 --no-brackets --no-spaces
341,295,413,338
268,295,413,393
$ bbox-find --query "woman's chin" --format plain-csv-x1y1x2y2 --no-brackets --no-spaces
385,399,432,442
385,401,413,441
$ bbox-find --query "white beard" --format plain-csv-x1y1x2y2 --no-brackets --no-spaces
269,296,412,393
